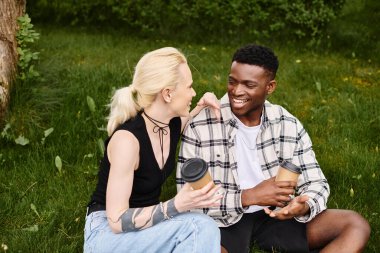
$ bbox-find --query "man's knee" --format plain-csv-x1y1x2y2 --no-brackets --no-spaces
307,209,371,250
324,209,370,245
344,210,371,239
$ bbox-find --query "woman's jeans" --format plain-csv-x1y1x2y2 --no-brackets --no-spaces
84,211,220,253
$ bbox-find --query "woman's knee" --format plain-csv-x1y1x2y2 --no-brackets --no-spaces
182,212,220,238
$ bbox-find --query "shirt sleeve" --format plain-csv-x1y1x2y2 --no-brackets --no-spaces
176,123,198,192
292,122,330,222
176,120,245,227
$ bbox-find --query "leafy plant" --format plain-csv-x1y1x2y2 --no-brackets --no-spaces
27,0,345,42
16,14,40,81
55,155,63,174
1,123,13,141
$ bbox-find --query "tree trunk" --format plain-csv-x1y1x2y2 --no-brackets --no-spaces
0,0,25,123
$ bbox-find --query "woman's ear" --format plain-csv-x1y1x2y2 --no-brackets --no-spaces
266,80,277,95
162,88,172,103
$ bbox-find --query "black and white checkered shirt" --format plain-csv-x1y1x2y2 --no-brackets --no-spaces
176,94,330,227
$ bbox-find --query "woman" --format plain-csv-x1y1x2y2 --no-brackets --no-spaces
84,47,222,253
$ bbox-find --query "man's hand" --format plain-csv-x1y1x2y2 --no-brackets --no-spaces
241,177,296,207
263,195,310,220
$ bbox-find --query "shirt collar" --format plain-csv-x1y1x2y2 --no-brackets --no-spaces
220,94,235,127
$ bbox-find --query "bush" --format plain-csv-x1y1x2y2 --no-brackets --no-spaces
27,0,345,42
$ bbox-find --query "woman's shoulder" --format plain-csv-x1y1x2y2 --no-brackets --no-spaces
107,113,144,145
117,113,144,131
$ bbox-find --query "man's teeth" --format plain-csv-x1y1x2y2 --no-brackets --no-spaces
233,98,248,104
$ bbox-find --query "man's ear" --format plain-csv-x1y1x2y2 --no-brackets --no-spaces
266,80,277,95
162,88,172,103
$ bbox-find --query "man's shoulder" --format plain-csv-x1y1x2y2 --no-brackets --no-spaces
264,101,298,124
190,107,212,125
187,107,222,136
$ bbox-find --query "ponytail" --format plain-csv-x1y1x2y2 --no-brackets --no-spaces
106,47,187,136
107,86,140,136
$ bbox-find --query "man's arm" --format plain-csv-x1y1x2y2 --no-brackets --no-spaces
290,122,330,222
176,113,245,226
256,109,329,222
241,177,297,208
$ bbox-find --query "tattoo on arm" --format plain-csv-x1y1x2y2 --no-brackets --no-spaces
115,198,179,233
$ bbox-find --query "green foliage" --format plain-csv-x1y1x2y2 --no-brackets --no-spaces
1,24,379,252
16,14,40,81
325,0,380,59
27,0,345,42
1,123,30,146
2,1,379,251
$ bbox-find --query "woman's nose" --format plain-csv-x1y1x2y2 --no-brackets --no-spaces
192,87,196,97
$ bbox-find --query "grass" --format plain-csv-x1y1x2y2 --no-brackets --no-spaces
1,1,379,252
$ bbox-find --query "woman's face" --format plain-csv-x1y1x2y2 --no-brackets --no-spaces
169,63,196,117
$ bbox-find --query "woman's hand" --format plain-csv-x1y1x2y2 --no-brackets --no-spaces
174,182,222,213
195,92,221,119
190,92,221,120
182,92,221,132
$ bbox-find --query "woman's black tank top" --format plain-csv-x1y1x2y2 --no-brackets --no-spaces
88,113,181,208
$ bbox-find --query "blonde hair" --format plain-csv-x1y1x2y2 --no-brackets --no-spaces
107,47,187,135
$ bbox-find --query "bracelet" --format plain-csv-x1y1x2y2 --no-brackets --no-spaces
166,199,179,218
159,202,164,218
160,199,179,220
160,202,169,220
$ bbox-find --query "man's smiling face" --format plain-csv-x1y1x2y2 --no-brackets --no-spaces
227,61,275,126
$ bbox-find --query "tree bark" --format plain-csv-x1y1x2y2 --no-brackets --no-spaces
0,0,25,123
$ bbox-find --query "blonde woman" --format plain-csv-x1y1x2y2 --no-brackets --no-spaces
84,47,222,253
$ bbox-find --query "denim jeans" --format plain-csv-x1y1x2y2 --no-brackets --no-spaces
84,210,220,253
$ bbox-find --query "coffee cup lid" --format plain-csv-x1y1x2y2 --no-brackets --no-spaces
280,161,301,174
181,158,208,182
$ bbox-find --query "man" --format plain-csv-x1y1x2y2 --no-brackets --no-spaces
177,44,370,253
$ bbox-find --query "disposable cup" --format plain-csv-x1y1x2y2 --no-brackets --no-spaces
275,161,301,182
181,158,214,190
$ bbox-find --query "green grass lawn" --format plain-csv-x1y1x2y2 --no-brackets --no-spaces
1,11,379,253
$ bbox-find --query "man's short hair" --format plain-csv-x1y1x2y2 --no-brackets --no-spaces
232,44,279,80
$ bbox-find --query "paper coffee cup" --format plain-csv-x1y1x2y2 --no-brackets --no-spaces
275,161,301,182
181,158,214,190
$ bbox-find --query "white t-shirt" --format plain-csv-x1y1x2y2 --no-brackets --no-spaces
233,115,266,213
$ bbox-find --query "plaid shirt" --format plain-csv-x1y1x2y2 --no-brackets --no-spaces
176,94,330,227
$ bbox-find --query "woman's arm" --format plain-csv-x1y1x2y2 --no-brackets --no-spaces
180,92,220,132
106,130,139,233
106,131,178,233
106,130,221,233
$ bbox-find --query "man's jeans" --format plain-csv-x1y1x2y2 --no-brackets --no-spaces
84,211,220,253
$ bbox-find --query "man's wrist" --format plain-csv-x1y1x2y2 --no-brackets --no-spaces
241,189,254,207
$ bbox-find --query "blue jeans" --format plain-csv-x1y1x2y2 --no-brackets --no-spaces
84,211,221,253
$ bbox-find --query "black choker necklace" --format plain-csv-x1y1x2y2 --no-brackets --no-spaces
143,111,169,168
